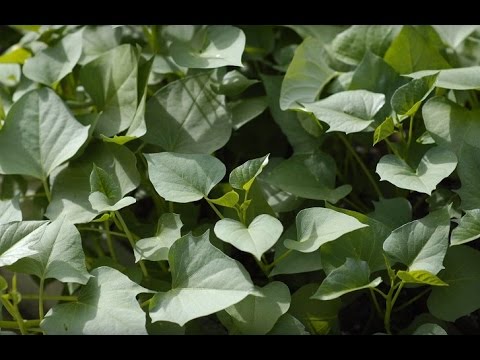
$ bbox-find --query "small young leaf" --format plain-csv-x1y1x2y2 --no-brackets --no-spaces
229,154,269,192
312,258,382,300
391,73,438,118
214,214,283,261
376,147,458,195
397,270,448,286
373,116,395,145
208,190,239,208
145,152,226,203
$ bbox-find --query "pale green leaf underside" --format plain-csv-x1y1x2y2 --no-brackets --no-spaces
149,231,254,326
376,147,458,195
451,209,480,245
145,152,226,203
41,266,151,335
408,66,480,90
214,214,283,260
0,197,22,224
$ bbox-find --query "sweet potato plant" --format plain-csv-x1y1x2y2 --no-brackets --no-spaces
1,25,480,335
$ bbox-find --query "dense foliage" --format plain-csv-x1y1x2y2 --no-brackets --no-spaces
1,25,480,335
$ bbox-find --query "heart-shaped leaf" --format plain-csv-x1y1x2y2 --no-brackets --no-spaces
376,147,458,195
284,207,368,253
214,214,283,260
229,154,269,192
145,152,226,203
149,231,254,326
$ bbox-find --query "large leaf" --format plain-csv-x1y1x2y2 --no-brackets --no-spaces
10,217,90,284
384,25,450,74
225,281,290,335
0,88,89,179
214,214,283,260
408,66,480,90
265,151,351,203
330,25,399,66
229,96,267,130
280,37,335,110
134,213,183,262
312,258,382,300
383,207,451,275
284,207,367,253
41,266,151,335
143,72,231,154
268,314,310,335
170,26,245,68
229,154,269,192
376,147,457,195
369,197,412,230
0,221,48,267
428,246,480,321
302,90,385,134
0,197,22,224
456,144,480,210
149,231,254,326
23,29,83,86
80,44,138,137
145,152,226,203
46,142,140,224
80,25,121,65
289,283,341,335
413,323,447,335
422,97,480,154
432,25,479,49
262,75,319,154
451,209,480,245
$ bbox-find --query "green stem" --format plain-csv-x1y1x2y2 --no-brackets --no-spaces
42,177,52,202
168,201,174,213
104,220,117,262
407,116,414,152
0,319,41,330
338,133,382,199
0,297,26,335
371,286,388,299
20,294,77,302
77,226,128,238
114,211,149,278
385,138,402,159
38,277,45,320
369,288,383,318
394,288,431,313
384,280,404,334
255,257,269,277
266,249,293,270
205,198,224,219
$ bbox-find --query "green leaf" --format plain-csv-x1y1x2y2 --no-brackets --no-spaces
373,116,395,145
145,152,225,203
88,163,136,212
302,90,385,134
229,96,267,130
330,25,399,66
208,190,239,208
370,197,412,230
0,197,22,224
134,213,183,262
428,246,480,321
397,270,448,286
46,142,140,224
0,88,90,179
23,29,82,86
143,72,231,154
432,25,479,49
412,323,447,335
289,283,341,335
41,266,151,334
391,73,438,118
225,281,290,335
376,147,458,195
284,207,367,253
312,258,382,300
268,314,310,335
265,151,351,203
170,26,245,68
320,213,391,275
80,44,138,137
0,47,31,64
451,209,480,245
456,144,480,210
270,225,322,276
285,25,346,43
423,97,480,154
214,214,283,261
384,25,451,74
0,64,20,87
79,25,121,65
10,217,90,284
383,207,451,275
0,221,48,266
217,70,258,97
280,37,335,110
408,66,480,90
262,75,319,154
229,154,269,192
149,231,254,326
